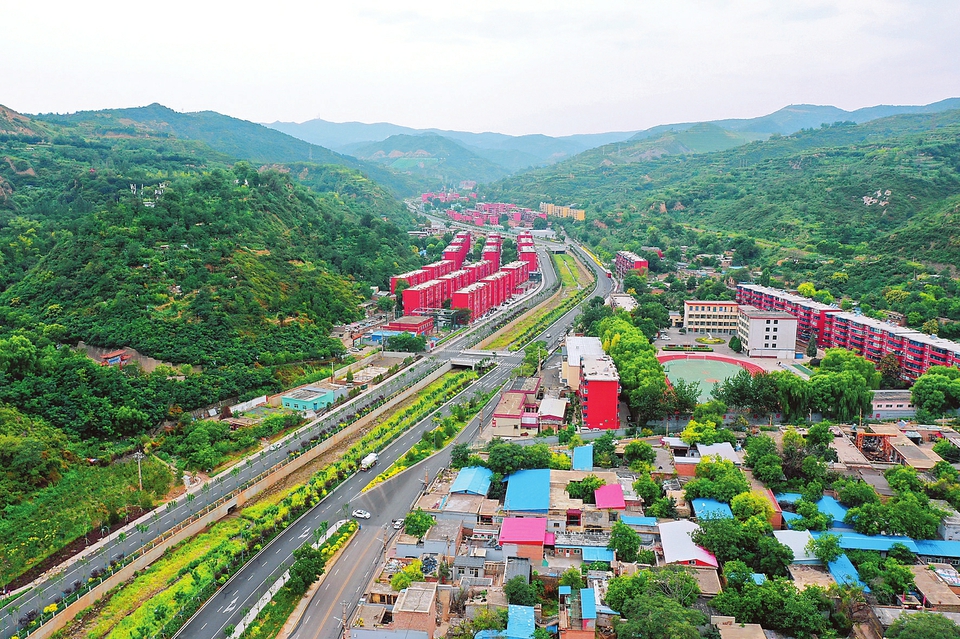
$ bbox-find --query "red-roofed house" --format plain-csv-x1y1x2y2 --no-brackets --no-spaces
499,517,549,561
594,484,626,511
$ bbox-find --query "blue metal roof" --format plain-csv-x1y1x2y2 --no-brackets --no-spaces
828,553,870,592
782,511,802,526
750,573,767,585
451,466,493,496
504,469,551,512
816,496,849,524
692,498,734,519
582,547,615,562
580,588,597,620
775,492,803,504
474,631,505,639
620,515,659,527
506,605,536,639
558,586,572,595
811,531,919,553
914,540,960,559
572,445,594,471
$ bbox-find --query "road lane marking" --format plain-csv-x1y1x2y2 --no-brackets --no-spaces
306,533,379,639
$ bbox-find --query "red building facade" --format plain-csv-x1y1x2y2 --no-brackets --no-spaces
578,355,621,430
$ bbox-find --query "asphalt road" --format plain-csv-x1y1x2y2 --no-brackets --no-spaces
0,236,593,638
177,356,521,639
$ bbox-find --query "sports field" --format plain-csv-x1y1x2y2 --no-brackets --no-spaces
660,355,758,402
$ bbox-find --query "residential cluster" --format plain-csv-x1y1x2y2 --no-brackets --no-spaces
386,232,539,332
737,284,960,379
353,413,960,639
442,201,548,229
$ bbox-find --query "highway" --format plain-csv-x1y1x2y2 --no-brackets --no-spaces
1,235,606,638
178,239,613,639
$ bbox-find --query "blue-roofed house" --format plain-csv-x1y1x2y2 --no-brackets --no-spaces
474,631,504,639
582,547,615,563
572,445,594,471
451,467,494,496
776,493,850,529
828,553,869,592
580,588,597,631
751,573,767,585
506,605,535,639
504,469,551,514
810,531,919,554
692,498,734,520
914,540,960,564
619,515,659,534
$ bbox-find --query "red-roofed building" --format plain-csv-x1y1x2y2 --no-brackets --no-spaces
594,484,626,511
499,517,549,561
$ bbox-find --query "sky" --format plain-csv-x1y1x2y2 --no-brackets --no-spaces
3,0,959,136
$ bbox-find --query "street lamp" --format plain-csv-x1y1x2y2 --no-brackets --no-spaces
133,451,145,491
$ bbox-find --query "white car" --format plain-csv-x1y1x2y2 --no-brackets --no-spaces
352,509,372,519
393,519,404,530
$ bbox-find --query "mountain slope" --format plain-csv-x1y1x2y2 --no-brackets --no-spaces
0,106,422,368
32,104,429,196
345,133,512,184
484,109,960,249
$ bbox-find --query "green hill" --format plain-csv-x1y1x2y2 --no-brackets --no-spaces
0,105,422,433
573,123,767,166
32,104,430,196
345,132,512,184
485,110,960,251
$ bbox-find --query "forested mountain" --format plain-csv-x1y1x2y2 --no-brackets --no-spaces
0,105,422,437
342,133,513,184
32,104,429,196
485,109,960,258
268,98,960,175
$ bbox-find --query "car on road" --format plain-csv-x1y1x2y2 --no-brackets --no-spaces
392,519,404,529
352,509,372,519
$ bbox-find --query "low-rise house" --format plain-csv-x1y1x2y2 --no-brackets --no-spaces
281,383,348,412
499,517,550,561
392,581,438,639
659,520,718,568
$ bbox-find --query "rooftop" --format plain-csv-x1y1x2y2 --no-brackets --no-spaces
499,517,548,545
773,530,817,563
509,377,542,394
565,336,604,367
659,520,718,568
580,588,597,620
393,581,437,614
538,397,568,420
737,305,797,320
495,392,528,418
692,498,734,520
697,442,742,465
737,283,838,312
828,553,870,591
594,484,626,510
506,605,536,639
572,445,594,471
450,466,493,496
581,355,619,382
283,385,340,400
504,469,551,512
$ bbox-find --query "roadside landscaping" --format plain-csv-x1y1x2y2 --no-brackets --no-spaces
363,385,497,492
236,521,358,639
45,369,479,639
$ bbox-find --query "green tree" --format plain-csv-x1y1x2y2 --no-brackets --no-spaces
504,575,539,606
730,492,774,522
403,509,435,538
807,533,843,564
391,559,424,591
558,567,584,590
608,520,642,563
566,475,605,504
729,334,743,353
805,337,818,358
887,612,960,639
624,441,655,465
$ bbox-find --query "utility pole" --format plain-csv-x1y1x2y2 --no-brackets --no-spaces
133,451,145,491
341,600,349,639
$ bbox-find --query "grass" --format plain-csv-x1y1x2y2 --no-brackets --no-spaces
80,519,246,638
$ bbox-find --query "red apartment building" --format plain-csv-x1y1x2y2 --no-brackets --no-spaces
614,250,649,279
737,283,960,380
390,269,429,294
578,355,621,430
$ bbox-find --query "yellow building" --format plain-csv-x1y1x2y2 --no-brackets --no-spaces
539,202,585,221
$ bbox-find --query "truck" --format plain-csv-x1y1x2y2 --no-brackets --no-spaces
360,452,379,471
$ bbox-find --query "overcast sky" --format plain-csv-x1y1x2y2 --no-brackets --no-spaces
3,1,958,136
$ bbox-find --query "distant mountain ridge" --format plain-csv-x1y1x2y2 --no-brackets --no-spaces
267,98,960,172
30,103,428,196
